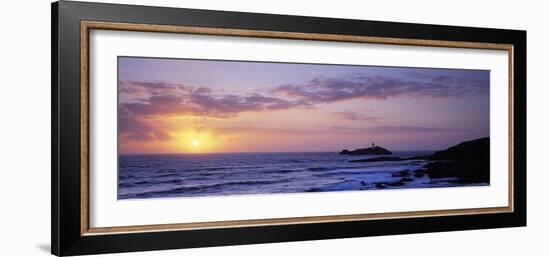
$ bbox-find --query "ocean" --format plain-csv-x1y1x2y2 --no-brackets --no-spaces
118,151,482,200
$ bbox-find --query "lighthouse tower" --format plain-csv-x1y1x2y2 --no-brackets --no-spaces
372,142,375,148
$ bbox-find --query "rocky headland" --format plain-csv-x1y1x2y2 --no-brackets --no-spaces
347,137,490,185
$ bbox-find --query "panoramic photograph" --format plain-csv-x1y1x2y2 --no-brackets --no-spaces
117,56,490,200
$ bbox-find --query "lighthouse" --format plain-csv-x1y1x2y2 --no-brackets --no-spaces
372,142,375,148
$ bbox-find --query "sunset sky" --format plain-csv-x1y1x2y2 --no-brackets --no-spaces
118,57,490,154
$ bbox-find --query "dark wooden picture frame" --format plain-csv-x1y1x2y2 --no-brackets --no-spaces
52,1,526,256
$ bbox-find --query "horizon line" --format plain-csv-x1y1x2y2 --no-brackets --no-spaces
118,149,438,156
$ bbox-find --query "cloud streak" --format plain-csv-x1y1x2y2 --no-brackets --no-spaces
328,126,465,134
211,125,466,136
333,111,381,122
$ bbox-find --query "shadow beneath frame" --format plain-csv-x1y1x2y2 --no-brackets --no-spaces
36,244,50,253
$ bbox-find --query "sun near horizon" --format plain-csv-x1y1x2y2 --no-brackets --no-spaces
174,129,218,153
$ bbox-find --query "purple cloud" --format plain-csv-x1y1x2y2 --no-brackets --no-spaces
119,81,193,104
119,116,172,141
189,89,311,117
119,80,311,119
271,73,488,104
118,80,312,141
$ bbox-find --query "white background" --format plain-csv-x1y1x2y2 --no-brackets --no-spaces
90,30,509,227
0,0,547,256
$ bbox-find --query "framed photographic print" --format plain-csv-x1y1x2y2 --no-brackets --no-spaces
51,1,526,256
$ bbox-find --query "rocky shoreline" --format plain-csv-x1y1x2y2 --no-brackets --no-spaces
348,137,490,185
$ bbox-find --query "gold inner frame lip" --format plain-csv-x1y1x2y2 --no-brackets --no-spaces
80,20,515,236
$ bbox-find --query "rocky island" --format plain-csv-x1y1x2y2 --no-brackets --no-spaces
339,142,392,155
